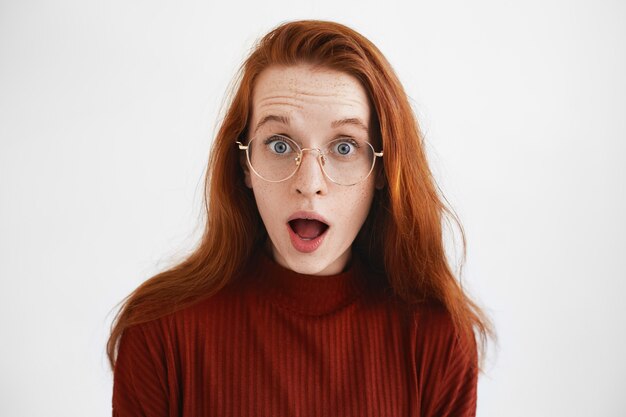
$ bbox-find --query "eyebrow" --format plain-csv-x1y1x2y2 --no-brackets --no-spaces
254,115,290,134
331,117,369,133
253,115,369,135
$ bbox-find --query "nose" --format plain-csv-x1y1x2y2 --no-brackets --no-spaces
293,148,328,196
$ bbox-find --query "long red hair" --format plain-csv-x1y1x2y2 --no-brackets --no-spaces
107,19,494,370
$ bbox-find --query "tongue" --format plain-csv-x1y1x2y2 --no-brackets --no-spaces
290,219,326,239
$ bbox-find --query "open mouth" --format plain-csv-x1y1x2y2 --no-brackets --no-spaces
288,218,330,241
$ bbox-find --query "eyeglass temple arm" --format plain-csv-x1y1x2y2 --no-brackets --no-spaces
374,151,383,157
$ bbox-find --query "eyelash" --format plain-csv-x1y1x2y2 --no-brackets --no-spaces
263,135,360,146
337,138,360,148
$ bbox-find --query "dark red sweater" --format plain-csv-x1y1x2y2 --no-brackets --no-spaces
112,251,478,416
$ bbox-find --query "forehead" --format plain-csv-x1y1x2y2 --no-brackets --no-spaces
251,65,371,122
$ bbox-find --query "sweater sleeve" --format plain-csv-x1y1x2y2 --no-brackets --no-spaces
112,321,171,417
415,304,479,417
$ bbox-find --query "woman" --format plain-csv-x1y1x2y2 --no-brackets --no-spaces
109,19,494,416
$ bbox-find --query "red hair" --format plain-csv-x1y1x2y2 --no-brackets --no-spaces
107,19,494,370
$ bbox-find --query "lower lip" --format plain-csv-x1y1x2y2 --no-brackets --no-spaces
287,224,328,253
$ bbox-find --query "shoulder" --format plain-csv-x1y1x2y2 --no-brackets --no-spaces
411,299,456,334
408,299,477,366
407,299,460,335
123,273,257,342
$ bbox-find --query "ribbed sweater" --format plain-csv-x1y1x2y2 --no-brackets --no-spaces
112,251,478,416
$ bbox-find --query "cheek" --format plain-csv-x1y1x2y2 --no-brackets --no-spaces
335,186,376,229
251,182,283,226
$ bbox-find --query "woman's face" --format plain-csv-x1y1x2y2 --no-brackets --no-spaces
243,64,382,276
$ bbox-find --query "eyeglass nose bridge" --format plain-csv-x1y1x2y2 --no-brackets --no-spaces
295,147,327,167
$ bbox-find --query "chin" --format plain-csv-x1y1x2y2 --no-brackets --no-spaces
269,244,324,275
266,225,354,275
285,254,329,275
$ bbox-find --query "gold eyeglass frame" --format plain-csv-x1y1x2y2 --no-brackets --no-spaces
236,135,383,187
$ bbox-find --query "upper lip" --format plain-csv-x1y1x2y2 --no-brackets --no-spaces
287,211,330,226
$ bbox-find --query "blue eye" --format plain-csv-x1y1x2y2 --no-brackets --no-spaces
265,137,293,154
333,140,357,155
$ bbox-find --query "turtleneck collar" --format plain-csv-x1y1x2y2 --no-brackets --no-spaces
249,250,368,317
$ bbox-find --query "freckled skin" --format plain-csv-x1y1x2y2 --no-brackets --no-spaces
242,64,383,276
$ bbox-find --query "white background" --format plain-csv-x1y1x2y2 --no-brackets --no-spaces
1,1,624,416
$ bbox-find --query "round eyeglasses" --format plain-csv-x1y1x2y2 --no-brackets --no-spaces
236,135,383,186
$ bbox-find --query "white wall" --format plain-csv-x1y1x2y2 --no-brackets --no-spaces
1,1,624,416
